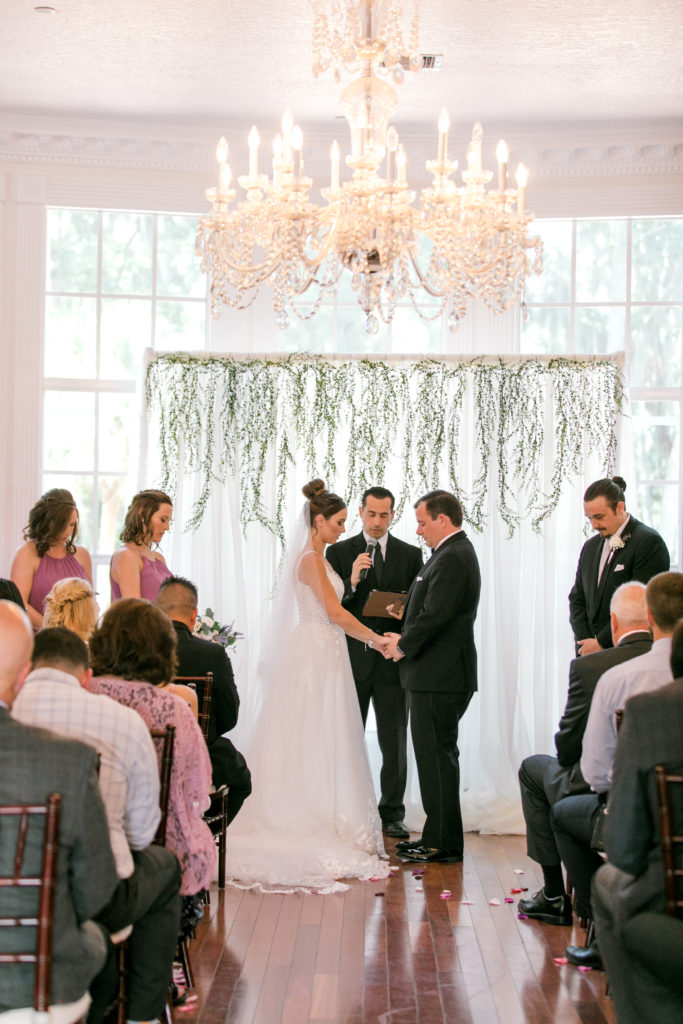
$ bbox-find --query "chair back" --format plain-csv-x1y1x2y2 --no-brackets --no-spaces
0,794,61,1012
149,726,175,847
174,673,213,740
655,763,683,918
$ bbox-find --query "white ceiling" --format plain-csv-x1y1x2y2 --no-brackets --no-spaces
2,0,682,140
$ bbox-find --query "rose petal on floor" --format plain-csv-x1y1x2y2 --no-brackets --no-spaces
553,957,569,965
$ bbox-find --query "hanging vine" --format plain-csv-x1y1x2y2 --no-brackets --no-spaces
145,352,626,540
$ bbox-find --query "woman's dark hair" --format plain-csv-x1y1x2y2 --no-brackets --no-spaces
89,598,178,685
23,489,79,557
583,476,627,511
0,579,26,609
302,479,346,521
120,490,172,545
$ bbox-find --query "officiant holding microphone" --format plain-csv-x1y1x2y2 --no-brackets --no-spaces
326,486,423,839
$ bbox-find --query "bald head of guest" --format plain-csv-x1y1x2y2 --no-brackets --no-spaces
609,581,650,645
0,600,34,707
645,571,683,640
157,575,199,631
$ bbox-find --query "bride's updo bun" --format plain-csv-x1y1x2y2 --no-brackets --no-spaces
302,478,346,520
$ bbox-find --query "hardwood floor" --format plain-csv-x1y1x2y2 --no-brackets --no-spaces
179,834,616,1024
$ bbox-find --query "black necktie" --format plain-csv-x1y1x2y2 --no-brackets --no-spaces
373,543,384,586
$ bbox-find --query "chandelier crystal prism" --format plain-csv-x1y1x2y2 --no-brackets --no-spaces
196,0,543,333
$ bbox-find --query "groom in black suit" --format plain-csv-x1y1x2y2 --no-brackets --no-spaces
569,475,669,655
384,490,481,863
326,486,423,839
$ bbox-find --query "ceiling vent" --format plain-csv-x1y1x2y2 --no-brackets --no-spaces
378,53,443,71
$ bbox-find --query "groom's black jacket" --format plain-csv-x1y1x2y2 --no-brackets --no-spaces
326,531,423,682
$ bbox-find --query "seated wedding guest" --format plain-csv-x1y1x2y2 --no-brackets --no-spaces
158,576,252,824
591,620,683,1024
43,576,100,642
87,599,215,906
569,476,669,655
0,601,117,1016
12,625,181,1024
518,581,652,926
0,577,25,607
10,488,92,631
551,570,683,967
109,489,173,603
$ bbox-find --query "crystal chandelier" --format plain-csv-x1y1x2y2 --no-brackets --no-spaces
196,0,543,333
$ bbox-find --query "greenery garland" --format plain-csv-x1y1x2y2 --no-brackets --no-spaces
145,352,625,540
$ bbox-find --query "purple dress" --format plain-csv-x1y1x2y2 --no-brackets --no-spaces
28,551,89,615
110,553,172,603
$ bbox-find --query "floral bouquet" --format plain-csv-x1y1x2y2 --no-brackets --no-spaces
194,608,243,649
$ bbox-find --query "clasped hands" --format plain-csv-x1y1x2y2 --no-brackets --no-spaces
371,632,404,661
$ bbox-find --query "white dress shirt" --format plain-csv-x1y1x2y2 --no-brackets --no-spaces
13,667,160,878
580,637,673,792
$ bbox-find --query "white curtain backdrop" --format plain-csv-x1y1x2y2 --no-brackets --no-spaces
142,338,630,836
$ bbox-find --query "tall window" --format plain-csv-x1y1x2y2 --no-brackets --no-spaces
521,217,683,567
43,208,208,598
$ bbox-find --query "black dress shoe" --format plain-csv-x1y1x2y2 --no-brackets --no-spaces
566,940,603,969
383,820,411,839
395,838,422,852
399,846,463,863
518,888,572,925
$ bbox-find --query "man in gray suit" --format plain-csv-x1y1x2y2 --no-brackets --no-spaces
518,582,652,924
591,622,683,1024
0,601,117,1014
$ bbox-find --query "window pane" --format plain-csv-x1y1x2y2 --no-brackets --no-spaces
338,308,390,352
155,301,206,351
632,219,683,302
43,391,95,472
47,209,98,293
391,306,442,354
520,306,571,354
96,562,112,611
157,215,206,298
576,220,627,302
98,476,127,554
632,401,680,481
283,305,336,353
100,298,152,379
575,306,625,354
102,213,153,295
523,220,572,304
99,394,135,473
630,306,682,387
42,473,95,554
636,484,678,567
44,296,97,378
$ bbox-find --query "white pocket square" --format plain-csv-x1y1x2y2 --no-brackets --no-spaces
614,564,625,572
415,576,423,582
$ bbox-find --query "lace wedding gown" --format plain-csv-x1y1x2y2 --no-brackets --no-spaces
226,558,390,893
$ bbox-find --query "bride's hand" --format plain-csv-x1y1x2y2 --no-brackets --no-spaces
369,634,392,658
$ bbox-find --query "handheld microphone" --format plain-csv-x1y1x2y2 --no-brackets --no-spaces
359,538,377,581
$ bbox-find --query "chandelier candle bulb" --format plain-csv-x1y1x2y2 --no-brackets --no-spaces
282,107,294,162
248,126,260,179
496,139,508,191
437,108,449,165
219,161,232,194
516,164,528,213
292,125,304,180
467,123,483,173
397,143,407,184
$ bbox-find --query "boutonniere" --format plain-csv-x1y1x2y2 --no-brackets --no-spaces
608,534,626,552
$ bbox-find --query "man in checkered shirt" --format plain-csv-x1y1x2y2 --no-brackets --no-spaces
13,626,181,1024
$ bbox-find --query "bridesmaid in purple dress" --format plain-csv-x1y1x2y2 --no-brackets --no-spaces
10,488,93,631
110,489,173,603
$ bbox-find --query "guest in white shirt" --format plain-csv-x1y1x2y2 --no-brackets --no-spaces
12,626,182,1024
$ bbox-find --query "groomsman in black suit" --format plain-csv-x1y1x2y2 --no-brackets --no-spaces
157,576,252,826
326,486,423,839
384,490,481,863
569,475,669,655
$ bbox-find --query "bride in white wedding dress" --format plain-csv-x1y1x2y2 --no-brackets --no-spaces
226,479,393,893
